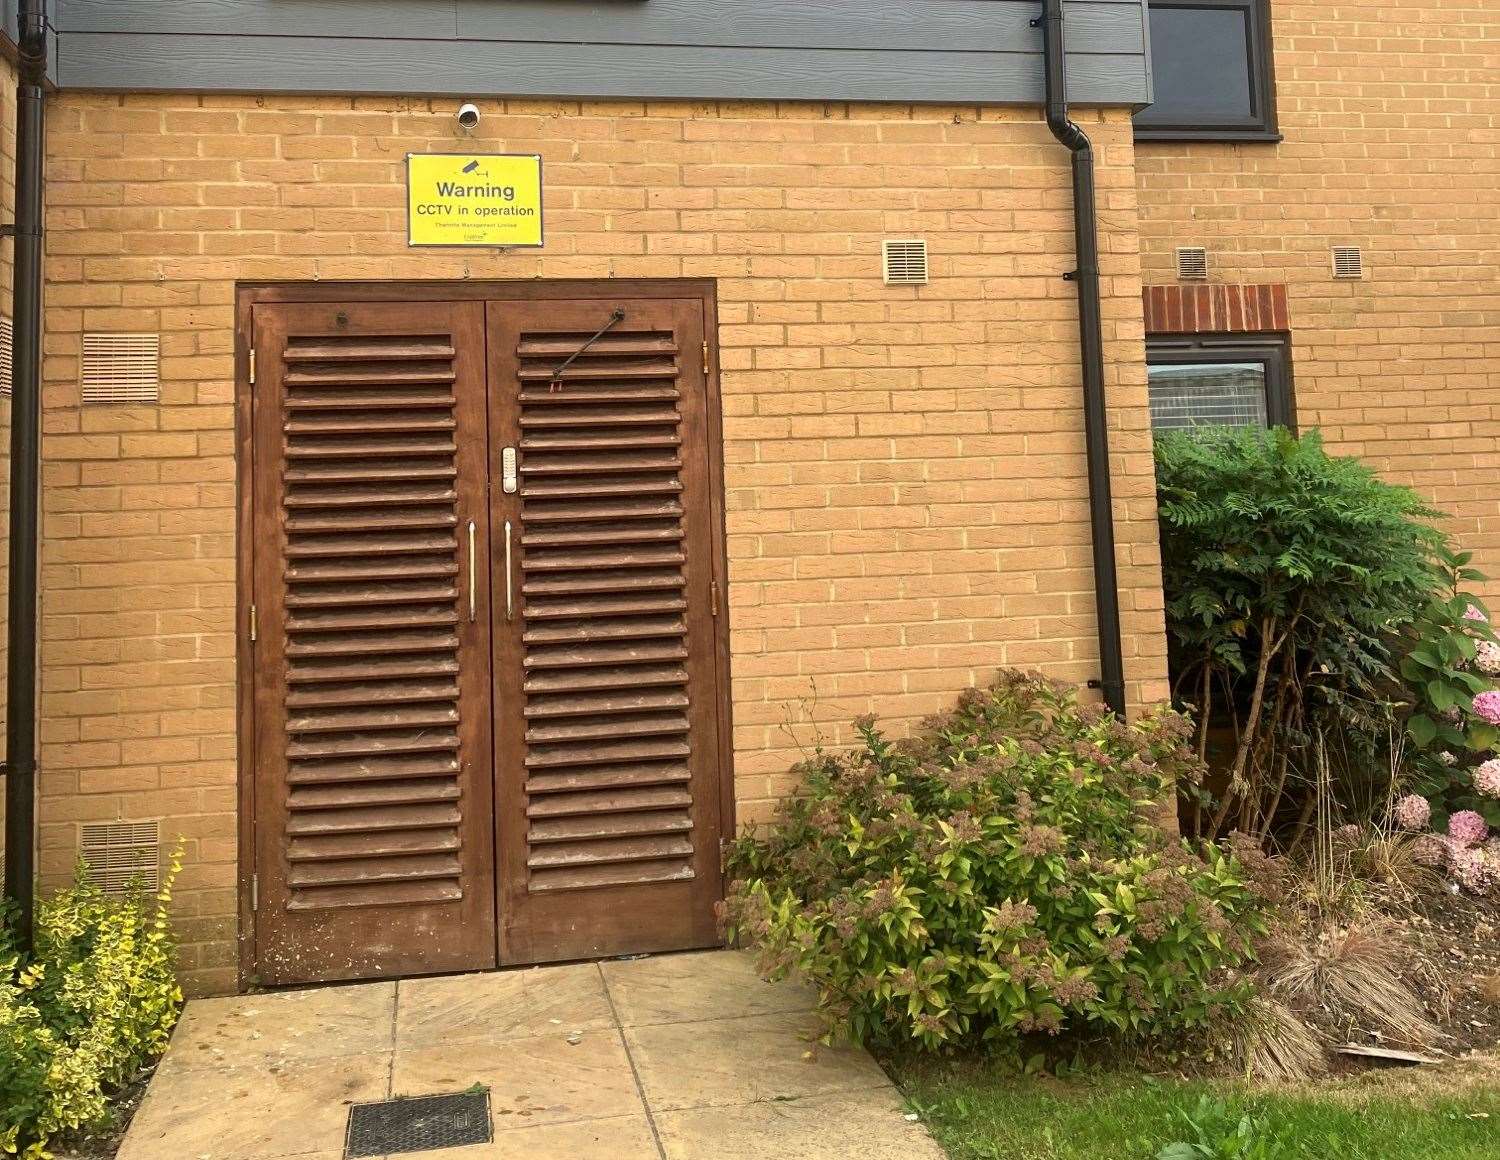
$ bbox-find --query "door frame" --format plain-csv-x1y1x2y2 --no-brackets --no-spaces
234,279,734,989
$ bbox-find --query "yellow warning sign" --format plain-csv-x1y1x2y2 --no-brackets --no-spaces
407,154,544,248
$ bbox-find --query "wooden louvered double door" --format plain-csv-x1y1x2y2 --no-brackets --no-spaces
244,288,728,986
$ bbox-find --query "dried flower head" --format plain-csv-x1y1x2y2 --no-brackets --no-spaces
1476,640,1500,676
1332,823,1364,848
1475,758,1500,799
1393,794,1431,831
1411,833,1448,867
1450,844,1498,893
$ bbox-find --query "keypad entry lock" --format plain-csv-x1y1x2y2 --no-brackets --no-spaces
501,446,518,494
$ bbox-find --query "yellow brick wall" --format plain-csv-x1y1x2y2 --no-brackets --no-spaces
1136,1,1500,590
40,95,1166,993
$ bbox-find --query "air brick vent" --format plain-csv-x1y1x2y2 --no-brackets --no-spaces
81,333,161,404
80,821,161,894
1175,247,1209,281
882,239,929,285
0,317,12,396
1332,246,1365,279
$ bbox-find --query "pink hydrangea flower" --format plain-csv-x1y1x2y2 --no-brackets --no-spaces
1476,640,1500,676
1448,809,1489,847
1476,759,1500,799
1450,845,1498,893
1393,794,1431,831
1474,689,1500,725
1464,603,1489,623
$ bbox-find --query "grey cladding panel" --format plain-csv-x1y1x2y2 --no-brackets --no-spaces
53,0,1153,107
457,1,1145,55
57,33,1149,105
59,0,454,38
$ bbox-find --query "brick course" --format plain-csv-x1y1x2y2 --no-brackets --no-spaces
1136,1,1500,590
38,95,1166,993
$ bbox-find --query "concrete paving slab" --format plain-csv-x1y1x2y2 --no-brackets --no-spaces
396,963,614,1047
600,949,817,1027
655,1087,948,1160
118,952,943,1160
164,981,396,1067
118,1052,391,1160
391,1113,661,1160
392,1029,645,1131
622,1009,890,1112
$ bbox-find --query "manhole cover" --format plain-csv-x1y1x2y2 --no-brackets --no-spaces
345,1090,492,1158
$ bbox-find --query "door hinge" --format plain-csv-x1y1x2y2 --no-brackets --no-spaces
248,603,258,642
247,347,256,385
702,341,710,375
250,874,259,912
710,581,720,617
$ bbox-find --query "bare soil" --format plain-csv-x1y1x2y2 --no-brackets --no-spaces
1407,885,1500,1056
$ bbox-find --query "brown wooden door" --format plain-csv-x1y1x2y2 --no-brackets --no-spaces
248,300,497,985
487,297,726,963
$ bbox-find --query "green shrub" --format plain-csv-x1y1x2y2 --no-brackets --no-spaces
1154,427,1441,842
1,852,183,1159
1396,545,1500,830
724,672,1264,1052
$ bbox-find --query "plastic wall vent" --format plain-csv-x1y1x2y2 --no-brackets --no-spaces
81,333,160,404
80,821,160,894
882,239,929,285
1175,247,1209,281
1332,246,1365,279
0,317,12,397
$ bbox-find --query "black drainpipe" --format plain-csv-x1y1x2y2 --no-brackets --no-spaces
3,0,48,951
1036,0,1127,717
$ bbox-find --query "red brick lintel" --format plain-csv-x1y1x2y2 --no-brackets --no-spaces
1143,284,1289,335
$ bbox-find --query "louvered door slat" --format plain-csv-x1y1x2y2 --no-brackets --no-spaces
251,300,495,986
489,296,726,965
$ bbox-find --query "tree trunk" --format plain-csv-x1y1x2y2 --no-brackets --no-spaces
1210,614,1281,837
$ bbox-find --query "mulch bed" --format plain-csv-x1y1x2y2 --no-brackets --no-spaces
1407,885,1500,1056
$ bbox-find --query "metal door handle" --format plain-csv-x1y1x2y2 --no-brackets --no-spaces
504,520,515,622
467,520,477,622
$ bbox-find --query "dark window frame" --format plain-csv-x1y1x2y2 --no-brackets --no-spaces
1146,333,1296,432
1136,0,1280,143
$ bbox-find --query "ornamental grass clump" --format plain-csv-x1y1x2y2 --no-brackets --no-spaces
724,672,1265,1052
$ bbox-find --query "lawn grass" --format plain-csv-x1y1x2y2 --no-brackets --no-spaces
889,1054,1499,1160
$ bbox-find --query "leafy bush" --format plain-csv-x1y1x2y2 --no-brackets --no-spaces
1,853,183,1159
1155,427,1441,843
724,672,1264,1052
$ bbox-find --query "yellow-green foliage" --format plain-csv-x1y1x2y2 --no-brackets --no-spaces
1,850,183,1159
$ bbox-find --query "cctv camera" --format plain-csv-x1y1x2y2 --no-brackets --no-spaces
457,103,481,131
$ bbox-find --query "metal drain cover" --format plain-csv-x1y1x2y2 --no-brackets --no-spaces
345,1090,492,1158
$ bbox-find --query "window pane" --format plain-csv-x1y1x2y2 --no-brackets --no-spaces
1138,6,1255,126
1148,361,1268,431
